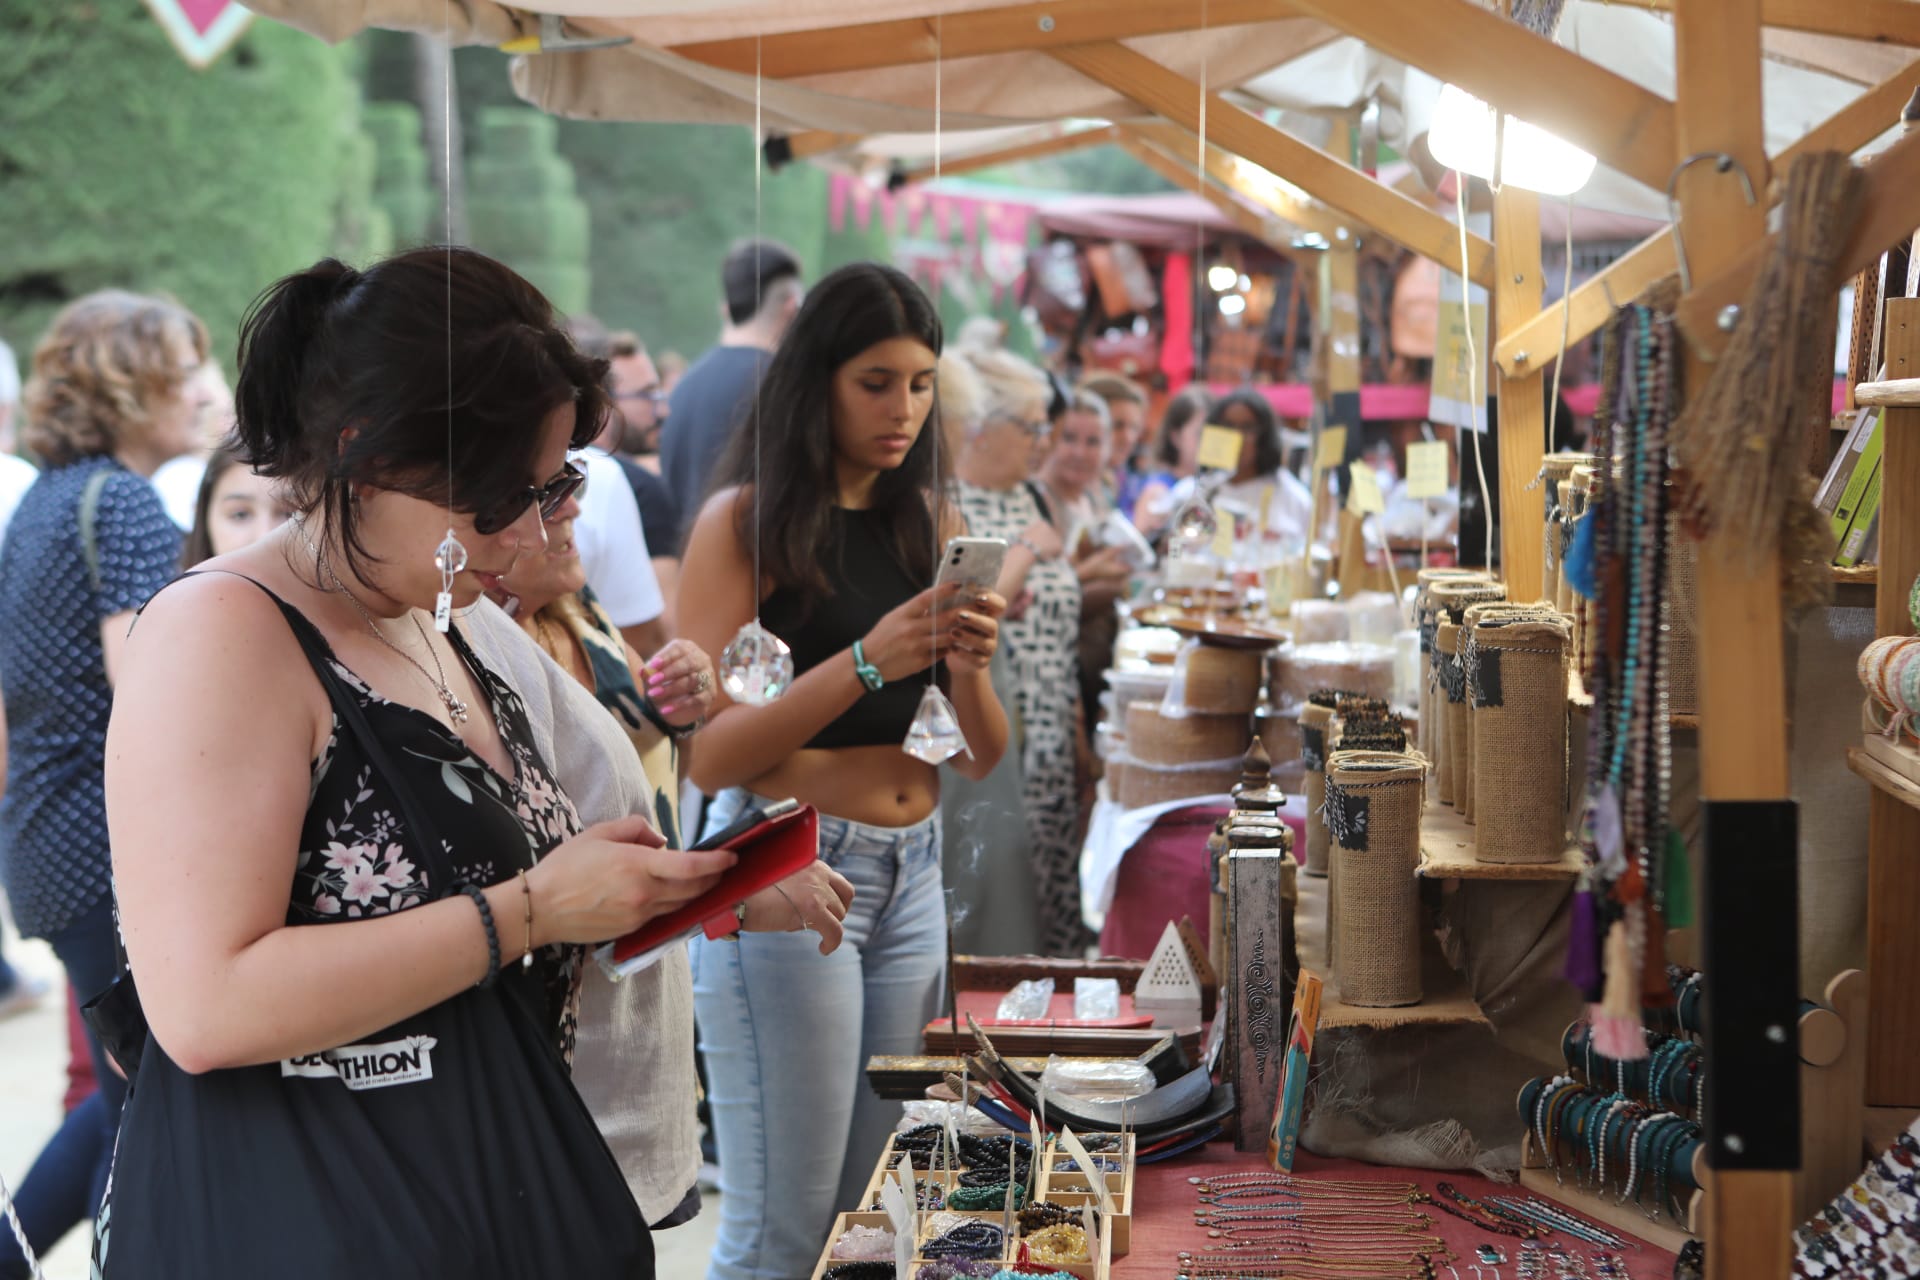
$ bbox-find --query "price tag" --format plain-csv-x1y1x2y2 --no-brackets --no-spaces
1347,462,1386,515
1314,425,1348,472
1197,423,1244,471
899,1153,918,1225
1210,503,1236,559
1406,440,1450,499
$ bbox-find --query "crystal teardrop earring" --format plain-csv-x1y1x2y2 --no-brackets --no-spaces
434,530,467,632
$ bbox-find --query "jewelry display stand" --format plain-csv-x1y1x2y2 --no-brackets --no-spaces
1039,1134,1136,1254
1292,866,1489,1030
1517,1131,1704,1255
827,1138,1121,1279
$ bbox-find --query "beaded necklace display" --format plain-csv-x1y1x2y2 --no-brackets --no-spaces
1570,301,1680,1062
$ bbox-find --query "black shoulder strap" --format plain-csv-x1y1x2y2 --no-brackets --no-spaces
184,570,460,894
1025,480,1055,525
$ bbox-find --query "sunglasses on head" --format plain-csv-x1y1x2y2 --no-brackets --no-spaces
471,461,587,535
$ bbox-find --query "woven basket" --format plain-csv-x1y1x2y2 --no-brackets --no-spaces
1185,644,1267,715
1300,702,1338,878
1469,612,1572,863
1666,518,1700,717
1125,701,1253,765
1115,757,1244,808
1433,621,1462,808
1327,750,1427,1007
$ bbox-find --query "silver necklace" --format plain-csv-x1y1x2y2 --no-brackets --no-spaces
301,524,471,726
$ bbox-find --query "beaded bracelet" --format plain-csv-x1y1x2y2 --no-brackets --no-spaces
821,1263,895,1280
1024,1223,1090,1264
455,882,500,988
948,1181,1027,1212
921,1220,1004,1260
1017,1202,1080,1234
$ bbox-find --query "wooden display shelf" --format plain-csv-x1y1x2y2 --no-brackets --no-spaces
1847,746,1920,812
1853,377,1920,406
1417,798,1585,880
1519,1134,1701,1255
1829,563,1880,586
1292,874,1489,1030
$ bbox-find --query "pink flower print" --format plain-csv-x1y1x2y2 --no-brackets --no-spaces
313,893,342,916
323,841,376,873
381,847,415,889
341,862,390,906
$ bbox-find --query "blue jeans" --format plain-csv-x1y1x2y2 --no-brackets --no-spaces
690,791,947,1280
0,895,123,1279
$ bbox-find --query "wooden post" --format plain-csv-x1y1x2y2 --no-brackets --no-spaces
1493,185,1546,598
1671,2,1796,1277
1865,300,1920,1107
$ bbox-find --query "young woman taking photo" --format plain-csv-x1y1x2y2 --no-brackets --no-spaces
100,247,733,1278
678,261,1009,1280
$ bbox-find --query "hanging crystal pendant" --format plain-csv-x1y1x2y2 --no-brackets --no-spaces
433,531,467,632
719,619,794,706
902,685,969,765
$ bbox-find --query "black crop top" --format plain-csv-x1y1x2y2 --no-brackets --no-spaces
760,505,939,750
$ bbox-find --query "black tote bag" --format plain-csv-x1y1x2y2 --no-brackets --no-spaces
94,581,652,1280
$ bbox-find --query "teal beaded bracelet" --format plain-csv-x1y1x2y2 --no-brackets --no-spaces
851,639,884,693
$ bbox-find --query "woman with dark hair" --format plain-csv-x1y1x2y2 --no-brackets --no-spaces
1132,384,1211,536
1209,387,1313,541
678,261,1009,1280
0,288,216,1276
97,247,734,1278
180,442,294,568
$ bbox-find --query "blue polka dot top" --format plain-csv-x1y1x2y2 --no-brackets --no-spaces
0,456,180,939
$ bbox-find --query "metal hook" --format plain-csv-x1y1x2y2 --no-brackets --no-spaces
1665,151,1759,295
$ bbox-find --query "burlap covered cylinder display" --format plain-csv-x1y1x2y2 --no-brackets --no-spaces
1431,582,1506,819
1457,601,1519,826
1126,701,1251,764
1416,569,1491,764
1538,455,1594,604
1184,643,1268,714
1469,611,1573,863
1327,750,1426,1008
1433,621,1462,807
1555,479,1578,613
1300,698,1338,878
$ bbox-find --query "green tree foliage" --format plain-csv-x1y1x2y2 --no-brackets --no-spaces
0,2,378,368
466,108,592,315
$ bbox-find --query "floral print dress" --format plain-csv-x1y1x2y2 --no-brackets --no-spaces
290,608,586,1059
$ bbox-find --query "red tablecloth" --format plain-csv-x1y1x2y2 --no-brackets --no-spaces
1113,1141,1678,1279
1098,805,1227,961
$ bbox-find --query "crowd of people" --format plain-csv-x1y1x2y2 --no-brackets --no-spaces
0,240,1318,1279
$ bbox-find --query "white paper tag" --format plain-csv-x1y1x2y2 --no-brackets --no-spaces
899,1153,918,1223
1083,1202,1100,1245
1059,1126,1116,1216
433,591,453,632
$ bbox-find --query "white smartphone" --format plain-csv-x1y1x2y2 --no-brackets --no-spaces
935,536,1009,594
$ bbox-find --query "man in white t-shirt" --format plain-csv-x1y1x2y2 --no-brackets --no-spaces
0,340,38,549
573,447,668,657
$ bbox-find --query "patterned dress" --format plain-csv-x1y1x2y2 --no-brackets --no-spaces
955,481,1089,955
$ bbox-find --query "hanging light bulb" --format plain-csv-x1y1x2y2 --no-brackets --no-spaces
1426,83,1596,196
719,618,794,706
1206,263,1240,292
903,685,970,765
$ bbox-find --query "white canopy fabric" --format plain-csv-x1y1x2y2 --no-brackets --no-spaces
245,0,1912,219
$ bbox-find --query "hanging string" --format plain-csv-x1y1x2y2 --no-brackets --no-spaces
1193,0,1209,383
752,34,764,619
1547,191,1573,459
1456,175,1493,568
929,14,943,680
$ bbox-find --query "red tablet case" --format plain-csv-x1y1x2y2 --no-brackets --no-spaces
602,803,821,967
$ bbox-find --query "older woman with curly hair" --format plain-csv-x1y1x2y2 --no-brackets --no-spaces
0,290,216,1271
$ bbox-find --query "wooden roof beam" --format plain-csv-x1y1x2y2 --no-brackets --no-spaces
1128,121,1356,245
897,124,1122,182
1494,58,1920,373
668,0,1300,80
1116,135,1307,251
1674,112,1920,345
1280,0,1679,193
1617,0,1920,48
1050,42,1496,286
